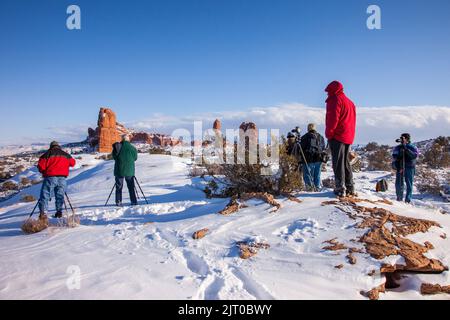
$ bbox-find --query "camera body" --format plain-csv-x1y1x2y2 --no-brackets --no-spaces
290,127,302,142
396,137,406,144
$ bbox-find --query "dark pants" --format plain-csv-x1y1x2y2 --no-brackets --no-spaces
396,167,415,203
115,176,137,205
329,139,354,192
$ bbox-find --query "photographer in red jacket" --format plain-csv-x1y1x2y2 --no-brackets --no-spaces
37,141,76,220
325,81,357,197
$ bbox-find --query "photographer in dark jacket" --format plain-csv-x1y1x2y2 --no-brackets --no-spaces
392,133,419,203
300,123,326,191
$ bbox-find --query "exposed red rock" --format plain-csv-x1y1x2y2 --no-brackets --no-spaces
321,197,448,299
322,238,347,251
88,107,182,151
192,228,209,240
239,122,258,143
88,108,120,152
236,241,270,259
213,119,221,131
240,192,281,212
420,283,450,295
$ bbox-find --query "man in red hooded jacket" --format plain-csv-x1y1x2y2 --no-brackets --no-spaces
325,81,356,197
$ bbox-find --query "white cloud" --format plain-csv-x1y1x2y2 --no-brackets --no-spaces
2,104,447,147
127,104,450,145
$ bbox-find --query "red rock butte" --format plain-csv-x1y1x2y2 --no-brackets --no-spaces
88,108,121,153
88,107,182,152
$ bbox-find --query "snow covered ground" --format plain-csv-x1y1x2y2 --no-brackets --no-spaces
0,154,449,300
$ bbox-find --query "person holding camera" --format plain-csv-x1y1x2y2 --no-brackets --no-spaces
325,80,357,197
300,123,326,191
392,133,419,203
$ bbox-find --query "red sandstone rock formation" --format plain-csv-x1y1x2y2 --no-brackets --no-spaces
95,108,120,153
213,119,221,131
88,108,181,151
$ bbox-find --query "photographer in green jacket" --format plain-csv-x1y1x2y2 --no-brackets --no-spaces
112,134,138,206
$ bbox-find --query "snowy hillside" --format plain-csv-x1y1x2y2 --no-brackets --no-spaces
0,154,449,299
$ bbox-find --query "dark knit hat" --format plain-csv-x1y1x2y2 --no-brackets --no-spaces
50,141,60,148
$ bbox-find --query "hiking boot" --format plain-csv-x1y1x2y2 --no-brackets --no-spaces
54,211,63,218
334,189,345,197
346,189,358,197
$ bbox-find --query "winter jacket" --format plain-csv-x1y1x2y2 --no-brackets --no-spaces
325,81,357,145
286,140,302,163
113,141,138,177
37,146,76,178
392,143,419,170
300,130,326,163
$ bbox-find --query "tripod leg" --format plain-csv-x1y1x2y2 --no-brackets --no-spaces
28,200,40,218
64,192,75,214
134,177,149,204
105,184,116,206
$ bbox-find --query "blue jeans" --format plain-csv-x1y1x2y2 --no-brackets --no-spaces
38,177,67,213
303,162,322,190
396,167,415,203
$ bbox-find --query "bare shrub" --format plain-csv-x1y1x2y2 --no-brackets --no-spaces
367,145,392,171
14,165,26,174
21,218,48,234
20,177,31,186
415,166,443,196
21,194,36,202
365,142,380,152
31,179,42,185
1,181,18,191
188,166,206,178
322,177,335,189
149,147,170,155
203,139,303,197
0,172,12,180
96,153,113,161
422,136,450,169
278,142,303,193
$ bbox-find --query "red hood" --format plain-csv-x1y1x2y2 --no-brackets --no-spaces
325,81,344,96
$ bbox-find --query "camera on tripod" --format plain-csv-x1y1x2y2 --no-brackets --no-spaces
290,126,302,141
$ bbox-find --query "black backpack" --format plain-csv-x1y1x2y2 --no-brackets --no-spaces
305,132,324,159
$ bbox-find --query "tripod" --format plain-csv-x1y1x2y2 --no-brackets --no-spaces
105,176,149,206
28,192,75,218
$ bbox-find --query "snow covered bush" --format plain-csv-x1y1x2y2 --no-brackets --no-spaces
1,181,18,191
202,139,303,197
415,166,443,196
422,136,450,169
278,140,304,193
20,194,36,203
366,144,392,171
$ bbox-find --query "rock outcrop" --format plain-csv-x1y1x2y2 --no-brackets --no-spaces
321,197,448,299
239,122,258,142
420,283,450,295
88,107,181,151
88,108,121,153
213,119,221,131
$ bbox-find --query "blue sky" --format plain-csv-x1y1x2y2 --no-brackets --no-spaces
0,0,449,145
